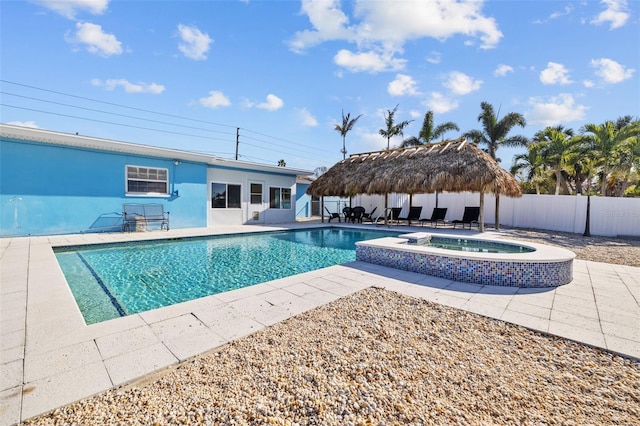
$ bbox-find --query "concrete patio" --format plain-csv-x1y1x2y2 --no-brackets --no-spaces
1,223,639,425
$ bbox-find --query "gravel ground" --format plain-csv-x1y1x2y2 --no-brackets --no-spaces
24,230,640,425
496,228,640,267
25,289,639,425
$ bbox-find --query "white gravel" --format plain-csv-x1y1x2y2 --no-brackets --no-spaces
25,287,640,425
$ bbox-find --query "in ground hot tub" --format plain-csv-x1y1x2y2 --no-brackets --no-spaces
356,232,576,288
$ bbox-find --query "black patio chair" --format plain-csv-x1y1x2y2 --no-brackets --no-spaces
342,206,353,223
398,206,423,225
351,206,365,223
452,206,480,229
376,207,403,225
362,206,378,222
324,206,340,222
420,207,448,227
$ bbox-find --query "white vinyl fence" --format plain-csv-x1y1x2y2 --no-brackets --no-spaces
347,193,640,238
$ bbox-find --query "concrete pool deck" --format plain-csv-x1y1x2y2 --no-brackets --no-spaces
1,223,639,425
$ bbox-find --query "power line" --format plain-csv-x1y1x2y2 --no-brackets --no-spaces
1,92,237,137
0,79,339,165
1,105,235,143
0,80,237,129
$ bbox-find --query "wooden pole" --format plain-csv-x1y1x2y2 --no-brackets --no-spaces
479,191,485,232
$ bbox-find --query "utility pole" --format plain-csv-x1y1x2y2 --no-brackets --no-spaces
235,127,240,160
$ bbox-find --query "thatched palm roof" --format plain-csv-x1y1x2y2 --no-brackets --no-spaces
306,138,522,198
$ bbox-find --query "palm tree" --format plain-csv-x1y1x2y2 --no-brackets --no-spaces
534,125,579,195
463,102,527,230
335,110,363,160
401,110,459,147
580,119,640,196
277,159,286,167
510,143,547,195
379,104,413,150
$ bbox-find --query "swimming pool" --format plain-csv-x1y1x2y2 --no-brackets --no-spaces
54,228,398,324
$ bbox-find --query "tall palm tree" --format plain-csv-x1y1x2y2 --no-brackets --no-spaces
534,125,579,195
379,104,413,150
401,110,459,147
580,119,640,196
463,102,527,230
510,143,547,195
335,110,363,160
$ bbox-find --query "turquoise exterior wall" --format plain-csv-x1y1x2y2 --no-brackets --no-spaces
0,137,208,236
295,182,311,218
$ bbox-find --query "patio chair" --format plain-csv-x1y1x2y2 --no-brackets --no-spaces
351,206,366,223
342,206,353,222
452,206,480,229
362,206,378,222
398,206,423,225
420,207,448,227
376,207,402,225
324,206,341,222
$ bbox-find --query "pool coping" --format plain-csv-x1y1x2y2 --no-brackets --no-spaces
1,223,639,424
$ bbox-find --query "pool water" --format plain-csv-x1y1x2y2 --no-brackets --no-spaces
417,236,535,253
55,228,398,324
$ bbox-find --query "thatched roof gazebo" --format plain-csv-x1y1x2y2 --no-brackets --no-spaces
306,137,522,231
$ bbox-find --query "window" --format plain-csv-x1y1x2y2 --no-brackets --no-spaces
250,183,262,204
211,182,241,208
269,187,291,209
126,166,168,195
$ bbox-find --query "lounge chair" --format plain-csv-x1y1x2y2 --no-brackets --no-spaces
420,207,448,227
362,206,378,222
452,206,480,229
398,206,423,225
376,207,402,225
351,206,365,223
324,206,340,222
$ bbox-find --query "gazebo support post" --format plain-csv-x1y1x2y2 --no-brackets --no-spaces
478,191,485,232
384,193,389,226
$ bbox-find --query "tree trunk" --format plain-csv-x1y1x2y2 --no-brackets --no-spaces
601,166,608,196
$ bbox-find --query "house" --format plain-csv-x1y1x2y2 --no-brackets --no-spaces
0,124,313,237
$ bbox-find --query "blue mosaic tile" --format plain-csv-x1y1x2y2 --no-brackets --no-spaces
356,246,573,288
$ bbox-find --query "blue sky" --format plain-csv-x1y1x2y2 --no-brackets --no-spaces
1,0,638,172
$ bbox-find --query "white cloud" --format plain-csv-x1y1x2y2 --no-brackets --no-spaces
591,0,629,29
288,0,354,53
424,92,459,114
289,0,502,72
7,120,39,128
91,78,164,94
533,5,574,24
494,64,514,77
67,22,122,56
590,58,635,84
409,110,422,119
539,62,572,85
583,80,595,88
297,108,318,126
526,94,587,126
35,0,109,19
388,74,420,96
199,91,231,109
443,71,482,95
426,51,441,64
177,24,213,61
334,49,406,73
253,94,284,111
